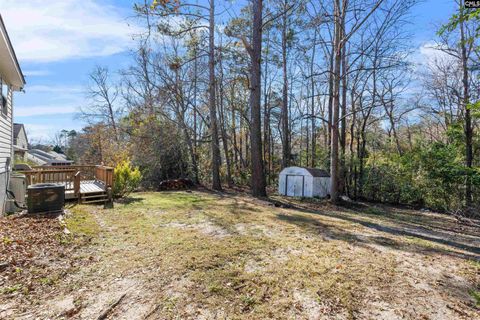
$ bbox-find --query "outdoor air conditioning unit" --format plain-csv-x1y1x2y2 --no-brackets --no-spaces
27,183,65,214
5,173,27,213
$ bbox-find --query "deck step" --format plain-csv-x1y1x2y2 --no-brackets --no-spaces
83,199,107,204
82,194,107,199
80,192,108,204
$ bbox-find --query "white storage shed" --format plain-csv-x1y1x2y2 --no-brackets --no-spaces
278,166,330,198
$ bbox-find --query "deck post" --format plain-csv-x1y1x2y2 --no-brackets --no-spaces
104,187,114,209
74,171,81,195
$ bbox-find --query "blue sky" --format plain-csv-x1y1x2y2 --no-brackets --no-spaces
2,0,138,142
1,0,457,142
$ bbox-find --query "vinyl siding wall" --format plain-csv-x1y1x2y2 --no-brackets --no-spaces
15,127,27,150
0,86,13,174
0,172,7,214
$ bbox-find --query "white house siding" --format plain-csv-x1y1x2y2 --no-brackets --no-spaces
13,124,28,161
0,172,6,213
0,86,13,173
0,86,13,213
15,125,28,150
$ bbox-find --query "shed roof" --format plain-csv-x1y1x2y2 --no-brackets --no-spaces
304,167,330,177
280,166,330,177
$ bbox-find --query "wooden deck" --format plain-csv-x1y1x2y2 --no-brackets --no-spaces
19,165,114,204
65,180,106,199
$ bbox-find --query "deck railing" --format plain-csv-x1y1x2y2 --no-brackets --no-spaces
19,165,114,197
22,169,78,192
31,165,96,180
95,166,114,187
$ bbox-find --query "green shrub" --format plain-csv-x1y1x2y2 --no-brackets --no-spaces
358,141,480,212
113,160,142,198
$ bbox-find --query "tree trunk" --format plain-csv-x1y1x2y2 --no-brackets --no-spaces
348,92,356,198
230,84,239,171
250,0,267,197
329,0,342,203
340,31,347,194
327,44,334,157
263,28,271,183
107,102,118,142
281,3,290,169
218,46,234,187
209,0,222,191
310,29,317,168
386,103,403,155
459,0,473,207
193,44,199,183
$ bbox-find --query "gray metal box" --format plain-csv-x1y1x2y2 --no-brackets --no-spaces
27,183,65,214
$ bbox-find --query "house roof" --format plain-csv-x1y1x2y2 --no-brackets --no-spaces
28,149,71,164
13,123,24,139
13,144,27,152
26,152,47,165
303,168,330,177
0,14,25,90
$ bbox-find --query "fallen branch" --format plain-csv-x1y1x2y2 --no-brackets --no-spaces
451,207,480,227
144,304,161,319
97,293,127,320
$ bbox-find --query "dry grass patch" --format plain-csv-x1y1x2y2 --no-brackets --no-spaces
3,190,479,319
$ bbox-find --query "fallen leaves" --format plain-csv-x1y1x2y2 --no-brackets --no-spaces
0,214,87,300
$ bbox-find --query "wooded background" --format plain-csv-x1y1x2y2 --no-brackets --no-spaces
51,0,480,215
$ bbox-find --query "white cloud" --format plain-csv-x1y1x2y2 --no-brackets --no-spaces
23,70,52,77
14,104,77,117
16,85,85,115
23,123,83,142
419,42,452,63
26,85,84,94
23,124,58,141
1,0,140,63
411,41,455,68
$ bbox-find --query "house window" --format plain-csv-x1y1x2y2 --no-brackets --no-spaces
0,78,7,117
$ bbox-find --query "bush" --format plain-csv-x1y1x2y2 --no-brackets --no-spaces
359,142,480,212
128,117,191,188
113,160,142,198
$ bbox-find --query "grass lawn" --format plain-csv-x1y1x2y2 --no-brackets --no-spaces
1,190,479,319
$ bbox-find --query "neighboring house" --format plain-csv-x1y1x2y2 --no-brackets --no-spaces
12,124,74,167
26,149,74,166
0,15,26,214
13,123,28,161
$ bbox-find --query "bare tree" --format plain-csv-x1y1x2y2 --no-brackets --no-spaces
82,66,121,141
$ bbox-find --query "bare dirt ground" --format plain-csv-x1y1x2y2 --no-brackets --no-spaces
1,190,479,319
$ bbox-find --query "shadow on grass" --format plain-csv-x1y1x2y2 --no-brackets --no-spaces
115,197,145,205
227,198,263,214
269,197,480,261
276,212,480,261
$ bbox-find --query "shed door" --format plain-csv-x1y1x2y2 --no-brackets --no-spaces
286,175,304,197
